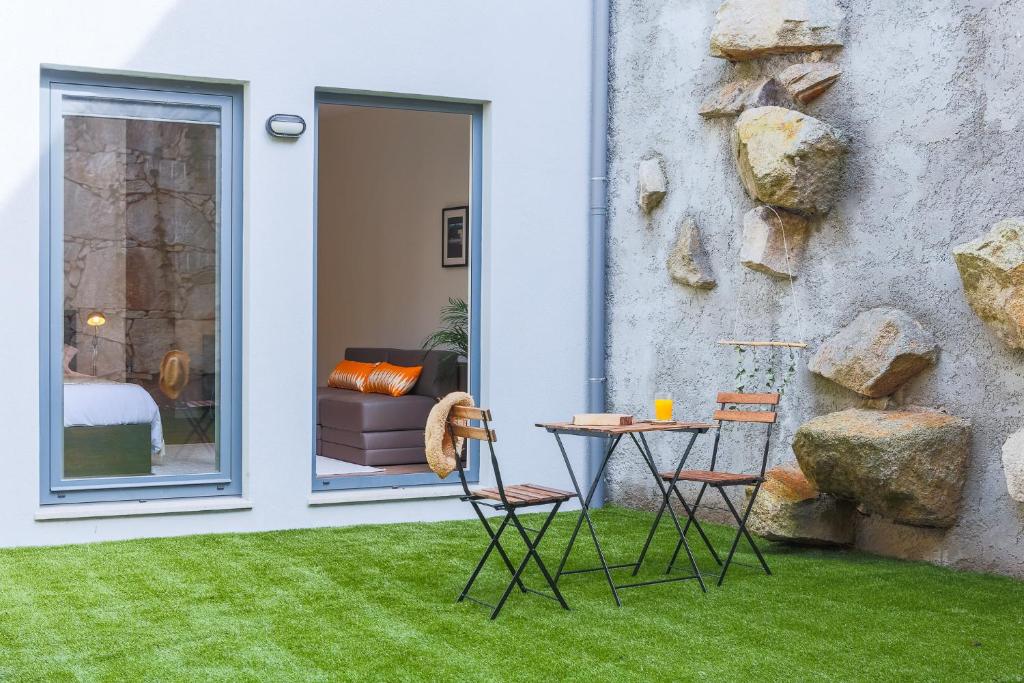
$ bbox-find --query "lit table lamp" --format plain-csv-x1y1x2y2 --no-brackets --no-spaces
86,310,105,375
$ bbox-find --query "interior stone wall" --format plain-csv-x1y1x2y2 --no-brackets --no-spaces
64,116,128,380
605,0,1024,578
64,117,217,396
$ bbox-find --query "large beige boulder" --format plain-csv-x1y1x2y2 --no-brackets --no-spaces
747,465,856,546
637,156,667,214
710,0,844,61
952,218,1024,349
739,206,810,279
1003,427,1024,504
793,408,971,528
808,307,938,398
732,107,847,215
667,217,716,289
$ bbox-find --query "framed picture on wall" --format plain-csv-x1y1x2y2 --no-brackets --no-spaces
441,206,469,268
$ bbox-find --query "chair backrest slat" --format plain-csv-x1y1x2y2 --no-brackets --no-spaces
449,423,497,442
716,391,780,405
450,405,492,421
713,409,777,424
445,403,509,505
711,390,779,478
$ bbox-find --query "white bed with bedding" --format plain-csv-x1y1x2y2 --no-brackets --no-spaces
63,376,165,456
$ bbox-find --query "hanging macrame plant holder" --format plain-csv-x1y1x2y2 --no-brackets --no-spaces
722,206,810,396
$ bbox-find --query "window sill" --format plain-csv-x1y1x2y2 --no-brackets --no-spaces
308,484,465,506
35,496,252,521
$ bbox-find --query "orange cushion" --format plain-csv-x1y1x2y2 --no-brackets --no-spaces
365,362,422,397
327,359,380,392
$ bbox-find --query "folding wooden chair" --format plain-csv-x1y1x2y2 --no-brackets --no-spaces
637,392,778,586
158,349,215,445
448,406,573,619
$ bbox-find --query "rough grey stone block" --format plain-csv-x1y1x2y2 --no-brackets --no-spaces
739,205,810,278
808,307,938,398
747,465,856,546
1003,427,1024,504
710,0,844,61
953,217,1024,349
732,106,847,215
793,408,971,528
699,77,794,118
667,216,716,289
777,62,842,104
637,156,667,214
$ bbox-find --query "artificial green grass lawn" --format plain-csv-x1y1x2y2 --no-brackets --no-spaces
0,507,1021,682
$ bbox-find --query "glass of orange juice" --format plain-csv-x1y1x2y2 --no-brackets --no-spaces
654,392,673,422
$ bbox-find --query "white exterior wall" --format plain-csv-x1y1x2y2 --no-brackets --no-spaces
0,0,592,546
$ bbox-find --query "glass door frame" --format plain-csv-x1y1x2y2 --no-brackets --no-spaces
39,71,244,504
311,91,483,491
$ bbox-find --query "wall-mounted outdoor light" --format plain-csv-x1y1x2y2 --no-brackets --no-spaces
266,114,306,139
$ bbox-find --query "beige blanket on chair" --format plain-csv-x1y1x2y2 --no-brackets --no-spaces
425,391,475,479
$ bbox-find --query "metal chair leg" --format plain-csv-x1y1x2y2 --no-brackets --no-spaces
634,483,708,593
716,483,771,586
730,483,771,575
681,482,708,535
678,483,721,565
666,482,721,573
666,509,707,593
669,525,706,592
471,504,527,594
508,506,569,610
491,506,564,619
459,512,514,602
183,404,214,444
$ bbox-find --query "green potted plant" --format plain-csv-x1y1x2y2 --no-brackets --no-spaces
422,297,468,390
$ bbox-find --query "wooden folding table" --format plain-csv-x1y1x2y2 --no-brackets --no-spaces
535,420,715,605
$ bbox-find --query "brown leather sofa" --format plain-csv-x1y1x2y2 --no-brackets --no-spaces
317,348,460,466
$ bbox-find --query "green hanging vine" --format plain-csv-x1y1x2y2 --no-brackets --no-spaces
735,345,747,393
732,344,799,395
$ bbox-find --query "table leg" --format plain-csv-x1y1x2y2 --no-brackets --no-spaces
631,431,694,574
552,432,624,606
631,432,706,592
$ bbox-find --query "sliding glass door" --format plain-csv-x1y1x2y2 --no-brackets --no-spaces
312,92,483,491
41,73,242,503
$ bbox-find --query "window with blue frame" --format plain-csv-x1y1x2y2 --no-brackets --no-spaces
41,72,242,504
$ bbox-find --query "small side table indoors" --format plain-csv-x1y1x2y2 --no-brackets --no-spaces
535,420,715,606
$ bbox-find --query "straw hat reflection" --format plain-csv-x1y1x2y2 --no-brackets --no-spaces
159,350,190,400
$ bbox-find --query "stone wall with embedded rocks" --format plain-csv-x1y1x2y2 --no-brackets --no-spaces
64,117,217,395
605,0,1024,578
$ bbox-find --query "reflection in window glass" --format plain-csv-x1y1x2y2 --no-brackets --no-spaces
62,115,220,479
